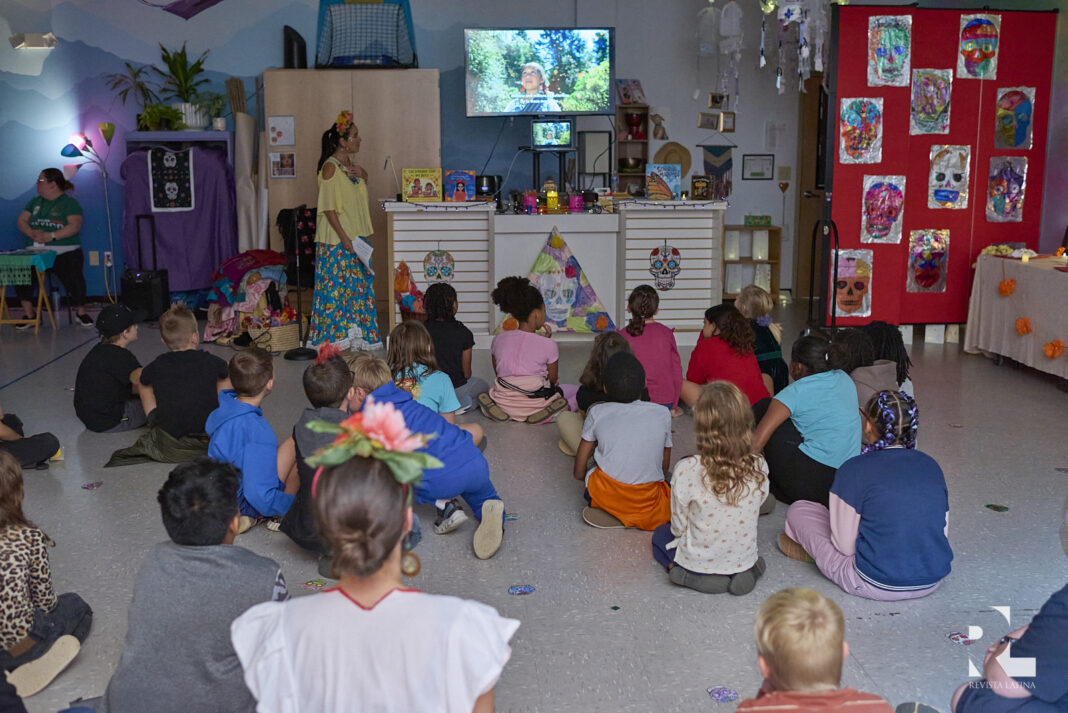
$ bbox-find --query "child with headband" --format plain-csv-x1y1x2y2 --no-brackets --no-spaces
231,401,518,712
779,391,952,600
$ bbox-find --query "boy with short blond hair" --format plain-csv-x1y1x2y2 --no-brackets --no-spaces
139,303,229,438
736,588,893,713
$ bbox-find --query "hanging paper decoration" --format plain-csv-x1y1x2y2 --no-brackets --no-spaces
994,87,1035,149
910,69,952,135
696,3,720,57
834,249,872,317
526,228,614,333
867,15,911,87
958,14,1000,80
839,98,883,164
701,146,733,200
778,0,803,24
906,230,949,293
861,175,905,244
422,249,455,284
927,145,971,209
649,242,682,291
985,157,1028,223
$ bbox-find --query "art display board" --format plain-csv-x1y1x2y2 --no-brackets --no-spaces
827,7,1054,325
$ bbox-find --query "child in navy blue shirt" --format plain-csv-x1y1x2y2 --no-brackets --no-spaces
346,353,504,559
778,390,952,600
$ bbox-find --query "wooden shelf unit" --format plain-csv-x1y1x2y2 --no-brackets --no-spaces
722,225,782,299
615,104,649,196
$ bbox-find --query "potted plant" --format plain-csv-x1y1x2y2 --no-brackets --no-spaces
106,62,160,111
193,91,227,130
137,104,187,131
156,43,210,129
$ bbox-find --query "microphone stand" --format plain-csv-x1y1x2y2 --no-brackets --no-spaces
284,207,316,361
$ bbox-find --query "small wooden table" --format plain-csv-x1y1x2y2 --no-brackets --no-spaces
0,250,58,334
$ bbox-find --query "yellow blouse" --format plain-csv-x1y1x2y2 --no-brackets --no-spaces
316,156,373,245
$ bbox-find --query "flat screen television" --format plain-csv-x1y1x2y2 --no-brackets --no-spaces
531,118,573,150
464,28,614,117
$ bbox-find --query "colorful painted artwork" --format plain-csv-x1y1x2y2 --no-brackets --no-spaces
649,242,682,291
958,14,1000,80
906,230,949,293
928,145,971,209
994,87,1035,150
701,146,732,199
527,228,614,333
867,15,911,87
422,249,455,284
645,163,682,200
443,170,475,202
861,175,905,244
834,249,872,318
839,98,883,164
985,157,1027,223
910,69,952,135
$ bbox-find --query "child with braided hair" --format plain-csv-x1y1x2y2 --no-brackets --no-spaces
778,391,952,601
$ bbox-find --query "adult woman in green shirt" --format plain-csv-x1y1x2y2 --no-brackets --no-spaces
15,168,93,328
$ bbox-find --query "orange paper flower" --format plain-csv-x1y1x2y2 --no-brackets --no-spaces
1044,340,1065,359
1015,318,1032,335
502,317,518,331
998,279,1015,296
595,315,609,331
1056,247,1066,257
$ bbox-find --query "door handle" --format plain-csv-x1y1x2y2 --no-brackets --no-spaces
802,190,822,198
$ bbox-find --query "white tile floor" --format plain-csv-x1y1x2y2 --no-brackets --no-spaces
2,303,1066,713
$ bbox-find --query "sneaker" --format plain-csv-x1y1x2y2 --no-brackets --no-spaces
477,393,509,422
778,533,814,562
6,635,80,697
433,499,469,534
524,396,569,424
473,499,504,559
265,516,283,532
76,313,94,328
557,438,577,457
15,321,35,332
581,506,625,529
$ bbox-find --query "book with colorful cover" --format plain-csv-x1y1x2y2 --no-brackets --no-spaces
691,175,711,199
402,168,443,202
443,170,475,202
615,78,646,105
645,163,681,200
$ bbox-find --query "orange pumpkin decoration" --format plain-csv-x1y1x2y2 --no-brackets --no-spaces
502,317,519,331
1015,318,1032,335
998,279,1015,296
1044,340,1065,359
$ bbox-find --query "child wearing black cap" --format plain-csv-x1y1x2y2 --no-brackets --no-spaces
74,304,150,433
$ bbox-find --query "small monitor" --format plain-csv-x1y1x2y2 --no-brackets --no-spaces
532,118,573,151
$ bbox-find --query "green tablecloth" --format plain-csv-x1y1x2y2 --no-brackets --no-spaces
0,250,57,286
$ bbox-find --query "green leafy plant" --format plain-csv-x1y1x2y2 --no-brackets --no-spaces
193,91,226,118
156,43,209,103
137,103,187,131
106,62,160,110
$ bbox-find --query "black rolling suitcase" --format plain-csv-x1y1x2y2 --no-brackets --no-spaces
121,214,170,320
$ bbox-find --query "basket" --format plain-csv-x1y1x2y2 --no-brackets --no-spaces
247,318,307,353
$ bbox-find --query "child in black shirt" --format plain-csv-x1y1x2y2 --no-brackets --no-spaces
74,304,146,433
422,283,488,411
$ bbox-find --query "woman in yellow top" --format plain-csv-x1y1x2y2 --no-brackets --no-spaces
309,110,379,347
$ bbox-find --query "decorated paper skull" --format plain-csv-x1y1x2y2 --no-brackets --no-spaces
835,256,871,315
928,146,970,209
840,99,882,161
537,269,578,324
987,160,1026,221
911,70,950,132
863,181,904,242
907,230,949,292
959,16,998,78
995,90,1033,149
868,17,910,85
165,182,179,200
649,244,681,291
422,249,455,284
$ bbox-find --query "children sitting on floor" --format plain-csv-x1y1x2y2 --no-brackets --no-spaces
735,285,789,394
423,282,489,410
102,458,288,713
557,331,638,457
231,406,518,712
0,402,59,470
347,353,505,559
861,321,914,397
138,303,229,438
0,451,92,699
680,303,770,408
74,304,148,433
479,276,569,424
574,353,671,531
619,284,682,413
780,390,952,600
652,381,769,595
735,587,894,713
206,348,298,530
836,328,898,408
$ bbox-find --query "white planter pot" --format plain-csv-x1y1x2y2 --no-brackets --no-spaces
173,102,209,131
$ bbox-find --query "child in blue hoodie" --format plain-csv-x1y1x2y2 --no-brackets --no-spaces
346,353,505,560
206,348,297,529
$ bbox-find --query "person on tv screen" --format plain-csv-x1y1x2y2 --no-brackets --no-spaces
506,62,561,114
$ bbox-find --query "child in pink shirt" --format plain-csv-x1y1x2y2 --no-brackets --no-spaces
619,285,682,413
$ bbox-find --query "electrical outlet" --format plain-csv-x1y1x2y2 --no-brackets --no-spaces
88,251,100,266
104,251,113,267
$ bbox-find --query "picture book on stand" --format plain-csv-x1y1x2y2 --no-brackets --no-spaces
444,170,475,202
402,168,443,202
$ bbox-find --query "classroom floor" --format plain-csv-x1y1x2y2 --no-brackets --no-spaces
2,302,1066,713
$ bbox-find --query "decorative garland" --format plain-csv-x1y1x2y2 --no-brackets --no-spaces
997,249,1065,360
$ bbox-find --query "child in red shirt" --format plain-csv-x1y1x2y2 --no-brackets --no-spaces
681,304,770,407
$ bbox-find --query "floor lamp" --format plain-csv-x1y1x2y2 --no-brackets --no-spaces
284,208,316,361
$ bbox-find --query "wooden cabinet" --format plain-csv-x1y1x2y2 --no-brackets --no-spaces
615,104,648,196
722,225,781,299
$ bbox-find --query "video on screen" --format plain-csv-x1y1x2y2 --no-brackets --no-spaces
532,120,572,149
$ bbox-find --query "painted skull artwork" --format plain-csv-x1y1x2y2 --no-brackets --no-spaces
839,98,883,164
958,14,1000,80
524,229,614,333
834,250,872,317
994,87,1035,150
867,15,911,87
927,145,971,210
861,176,906,244
906,230,949,293
422,249,455,284
910,68,952,135
649,243,682,290
985,157,1028,223
537,269,579,324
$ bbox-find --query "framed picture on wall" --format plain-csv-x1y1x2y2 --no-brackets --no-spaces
708,92,729,110
698,112,721,130
719,111,737,132
269,151,296,179
742,154,775,180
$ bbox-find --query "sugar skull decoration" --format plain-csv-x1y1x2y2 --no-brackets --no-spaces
839,98,883,164
958,14,1000,80
927,145,971,209
994,88,1035,150
525,228,615,333
834,250,873,317
985,157,1028,223
906,230,949,293
537,269,578,324
910,68,952,135
861,175,906,244
649,242,682,291
867,15,911,87
422,249,455,284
